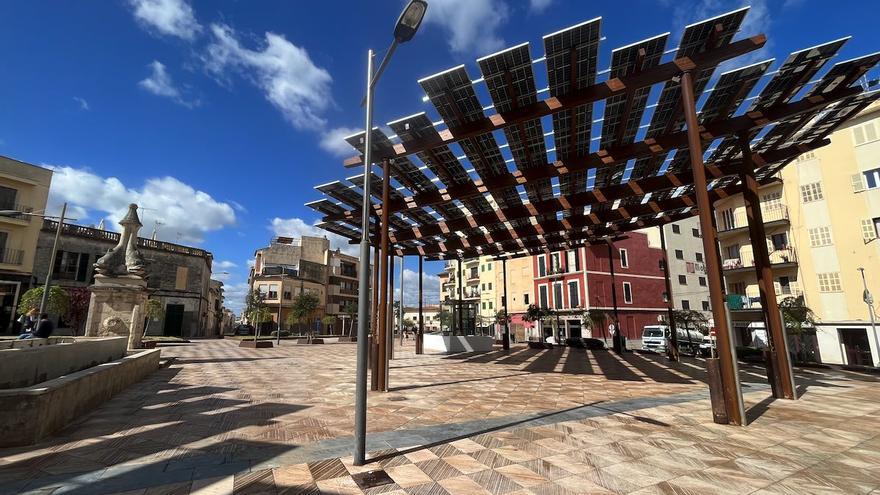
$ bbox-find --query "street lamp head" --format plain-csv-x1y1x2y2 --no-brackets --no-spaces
394,0,428,43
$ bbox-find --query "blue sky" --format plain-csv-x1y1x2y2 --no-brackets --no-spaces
1,0,877,313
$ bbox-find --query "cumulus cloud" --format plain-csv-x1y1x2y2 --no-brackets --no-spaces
73,97,90,111
203,23,333,130
139,61,199,107
319,126,360,157
270,217,358,256
129,0,202,40
529,0,554,13
46,165,236,245
424,0,509,56
221,282,249,314
216,260,238,269
393,269,441,307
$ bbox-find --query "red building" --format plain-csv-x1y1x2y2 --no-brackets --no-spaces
531,231,667,341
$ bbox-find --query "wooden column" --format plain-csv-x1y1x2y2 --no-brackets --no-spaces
606,241,622,353
681,70,744,425
417,256,424,354
388,254,395,363
377,159,391,392
370,244,380,391
738,133,796,400
457,259,463,336
502,258,510,350
659,226,680,361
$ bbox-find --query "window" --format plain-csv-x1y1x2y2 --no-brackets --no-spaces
0,186,16,210
800,182,824,203
808,226,833,247
568,281,579,308
675,249,684,260
862,219,879,242
622,282,633,304
852,120,878,146
482,302,486,310
817,272,842,293
695,252,704,262
550,253,561,273
488,301,493,310
538,256,546,277
54,251,90,282
698,276,707,287
771,233,788,250
501,296,506,306
678,275,688,285
863,168,880,190
481,283,485,290
619,249,629,268
720,209,736,230
672,224,681,234
523,294,529,305
796,150,816,162
553,283,564,309
851,173,867,193
681,300,690,310
175,267,188,290
762,191,783,211
702,301,710,311
268,284,279,299
726,244,740,260
731,282,746,295
692,228,700,238
487,263,492,271
662,291,669,303
538,286,548,308
283,291,292,300
566,250,580,272
488,283,492,290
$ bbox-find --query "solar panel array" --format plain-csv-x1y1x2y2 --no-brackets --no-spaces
307,8,880,261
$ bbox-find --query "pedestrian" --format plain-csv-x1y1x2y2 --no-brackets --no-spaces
17,308,37,334
18,313,54,340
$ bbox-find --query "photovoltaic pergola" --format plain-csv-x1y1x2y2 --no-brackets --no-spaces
308,7,880,428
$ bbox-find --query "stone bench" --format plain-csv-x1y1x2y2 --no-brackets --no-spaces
0,336,76,350
0,337,128,389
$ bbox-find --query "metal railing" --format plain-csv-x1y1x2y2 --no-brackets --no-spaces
723,246,798,270
0,248,24,265
0,203,33,222
718,205,790,233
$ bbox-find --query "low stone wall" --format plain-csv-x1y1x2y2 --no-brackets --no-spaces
0,348,161,447
0,337,128,389
0,336,76,350
423,334,495,354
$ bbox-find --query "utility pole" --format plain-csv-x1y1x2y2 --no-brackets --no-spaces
40,203,67,316
858,267,879,366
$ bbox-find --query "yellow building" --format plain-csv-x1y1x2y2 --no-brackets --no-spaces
0,155,52,333
713,100,880,366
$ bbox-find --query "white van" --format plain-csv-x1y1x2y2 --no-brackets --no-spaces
641,325,703,355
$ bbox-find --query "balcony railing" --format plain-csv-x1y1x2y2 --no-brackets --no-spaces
727,286,804,309
0,248,24,265
43,219,210,259
723,246,798,271
330,266,358,278
0,203,33,222
718,205,790,233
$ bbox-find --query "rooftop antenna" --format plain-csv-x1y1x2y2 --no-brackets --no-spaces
152,220,164,240
97,219,105,230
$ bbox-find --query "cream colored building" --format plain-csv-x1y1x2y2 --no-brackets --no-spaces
713,101,880,367
642,217,712,316
0,156,52,333
248,236,359,334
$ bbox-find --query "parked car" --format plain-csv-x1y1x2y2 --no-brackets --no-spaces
233,324,255,336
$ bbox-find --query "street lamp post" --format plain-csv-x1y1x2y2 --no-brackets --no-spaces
353,0,427,467
857,267,879,365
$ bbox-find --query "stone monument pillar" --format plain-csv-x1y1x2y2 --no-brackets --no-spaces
84,204,150,349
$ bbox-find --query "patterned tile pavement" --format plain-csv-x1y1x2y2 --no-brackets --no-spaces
1,340,879,494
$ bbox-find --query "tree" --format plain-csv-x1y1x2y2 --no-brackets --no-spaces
321,315,336,334
494,309,511,326
581,308,610,341
438,309,452,332
403,317,415,331
142,299,165,340
342,303,357,335
523,304,551,340
673,309,708,354
18,286,69,317
65,287,91,336
290,292,320,341
244,290,268,339
779,296,817,362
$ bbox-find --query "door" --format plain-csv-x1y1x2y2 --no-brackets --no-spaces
839,328,872,366
163,304,185,337
568,320,582,339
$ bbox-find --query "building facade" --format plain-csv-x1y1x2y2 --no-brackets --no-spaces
32,220,216,337
0,156,52,333
402,305,441,333
713,101,880,366
643,218,712,316
248,236,359,334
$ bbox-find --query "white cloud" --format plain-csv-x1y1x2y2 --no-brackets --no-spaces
46,165,236,245
529,0,554,13
139,60,199,107
216,260,238,269
319,126,360,157
73,97,90,111
203,23,333,130
270,217,358,256
394,269,441,307
222,282,249,314
424,0,509,55
129,0,202,40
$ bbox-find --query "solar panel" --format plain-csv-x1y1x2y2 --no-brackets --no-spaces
543,17,602,210
316,181,366,210
806,52,880,97
305,199,347,218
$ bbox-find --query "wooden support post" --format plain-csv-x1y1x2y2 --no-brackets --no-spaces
370,245,380,391
388,254,395,363
659,226,680,361
738,133,796,400
607,241,622,353
377,159,391,392
681,70,744,425
417,255,424,354
502,258,510,350
457,259,463,336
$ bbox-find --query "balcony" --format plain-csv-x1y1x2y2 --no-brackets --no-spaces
0,248,24,265
0,203,33,224
722,247,798,274
330,266,358,279
718,205,790,237
727,285,804,310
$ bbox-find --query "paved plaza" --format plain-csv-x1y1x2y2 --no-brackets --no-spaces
1,340,879,494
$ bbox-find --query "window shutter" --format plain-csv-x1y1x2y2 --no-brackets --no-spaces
863,219,878,242
854,125,866,145
851,173,866,193
54,250,64,275
867,122,878,142
76,253,90,282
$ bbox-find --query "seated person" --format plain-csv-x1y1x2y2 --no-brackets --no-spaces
18,314,54,340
